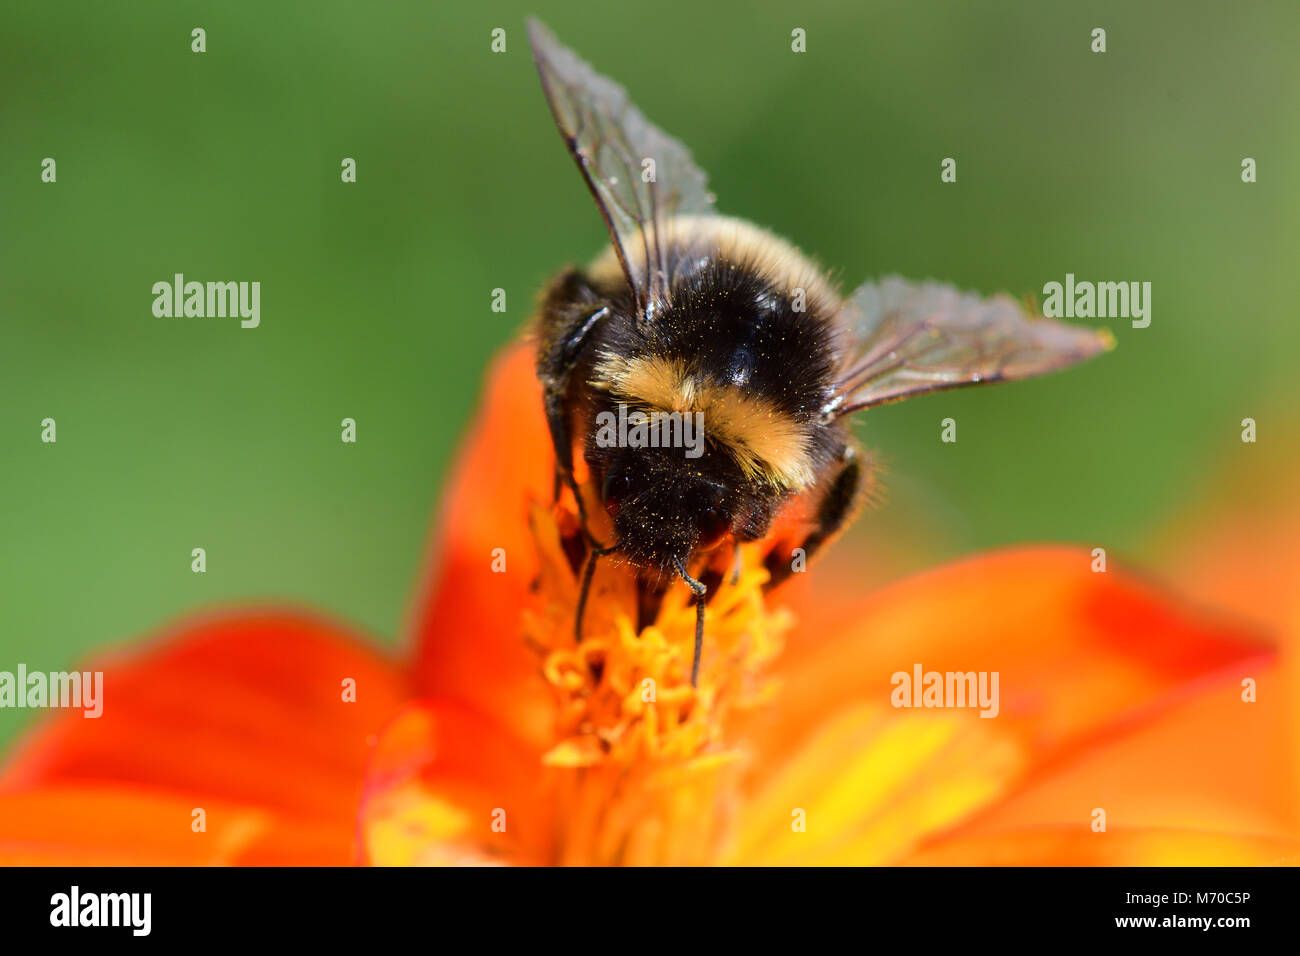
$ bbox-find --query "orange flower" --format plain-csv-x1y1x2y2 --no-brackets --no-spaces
2,344,1295,865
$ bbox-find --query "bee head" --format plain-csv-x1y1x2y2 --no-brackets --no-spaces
600,448,734,573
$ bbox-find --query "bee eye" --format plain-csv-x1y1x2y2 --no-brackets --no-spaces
697,508,730,549
602,470,634,515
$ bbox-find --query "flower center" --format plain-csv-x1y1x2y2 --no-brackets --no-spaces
523,493,791,865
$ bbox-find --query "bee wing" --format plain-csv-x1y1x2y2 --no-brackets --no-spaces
822,276,1114,420
527,18,716,323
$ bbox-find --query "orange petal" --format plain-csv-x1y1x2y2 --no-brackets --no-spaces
1156,434,1300,635
750,547,1269,771
902,827,1300,866
0,609,408,864
727,547,1273,864
358,699,554,865
407,342,558,752
724,702,1024,864
906,660,1298,862
0,784,350,865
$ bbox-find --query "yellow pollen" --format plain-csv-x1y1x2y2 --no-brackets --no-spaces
522,492,792,865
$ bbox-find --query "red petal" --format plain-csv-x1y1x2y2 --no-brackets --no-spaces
1,609,408,863
407,343,557,751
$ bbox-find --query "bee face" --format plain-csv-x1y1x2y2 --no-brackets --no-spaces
597,447,739,574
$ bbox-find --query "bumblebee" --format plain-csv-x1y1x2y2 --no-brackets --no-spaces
526,20,1112,684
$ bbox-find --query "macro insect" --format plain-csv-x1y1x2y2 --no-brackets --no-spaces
526,19,1112,685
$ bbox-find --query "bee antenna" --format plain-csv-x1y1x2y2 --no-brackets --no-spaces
575,539,622,644
672,554,707,687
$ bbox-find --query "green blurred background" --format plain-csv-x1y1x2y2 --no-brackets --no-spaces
3,0,1297,749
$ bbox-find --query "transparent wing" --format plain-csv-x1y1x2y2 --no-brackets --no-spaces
527,18,716,322
824,276,1114,419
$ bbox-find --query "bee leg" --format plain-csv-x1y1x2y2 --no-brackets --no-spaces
537,274,611,542
730,540,744,585
673,555,708,687
542,386,594,534
575,541,621,643
764,446,863,592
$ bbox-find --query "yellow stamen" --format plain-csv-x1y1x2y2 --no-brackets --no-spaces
523,494,792,865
